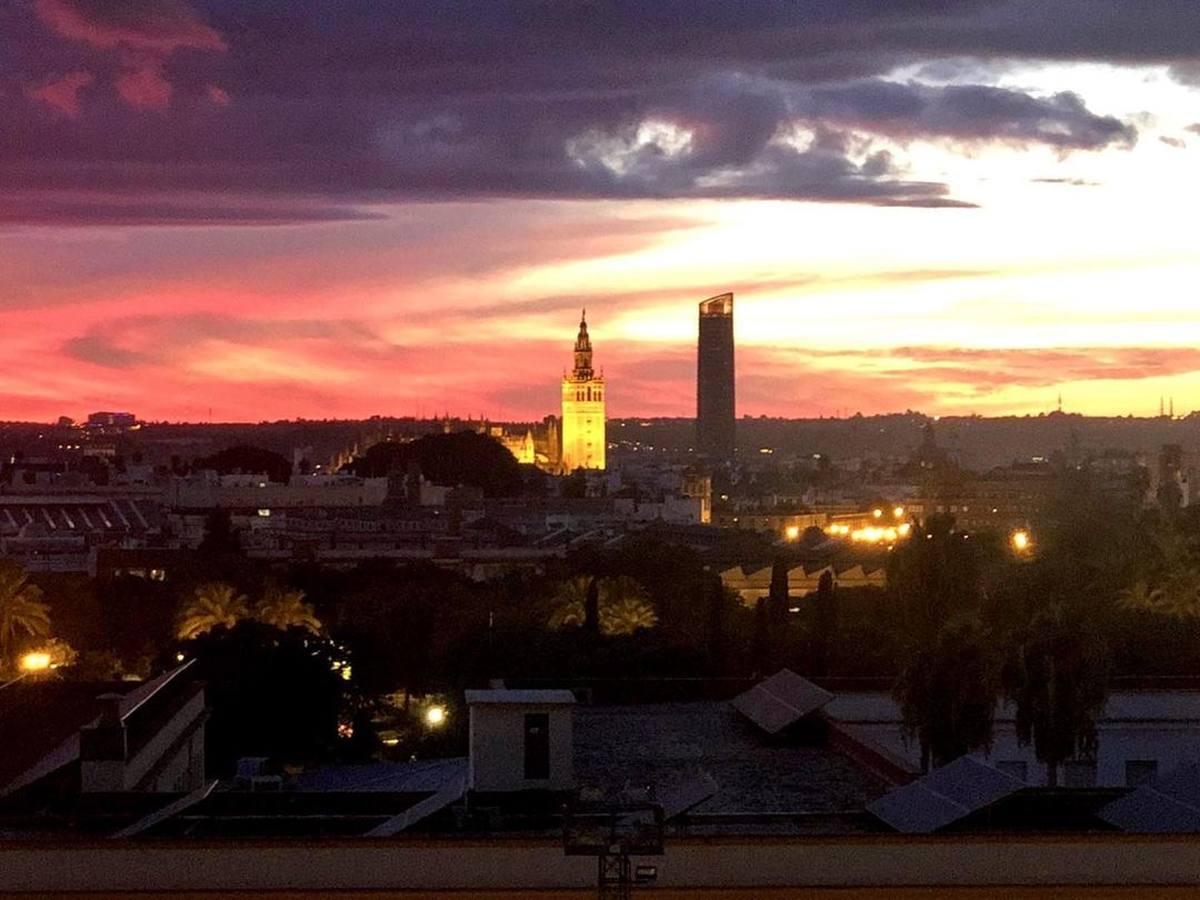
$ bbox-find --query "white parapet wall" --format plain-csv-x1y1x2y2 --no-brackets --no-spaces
6,836,1200,894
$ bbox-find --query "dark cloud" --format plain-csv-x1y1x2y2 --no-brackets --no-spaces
1032,177,1101,186
61,314,398,369
0,191,384,226
3,0,1185,224
63,333,151,368
803,81,1135,149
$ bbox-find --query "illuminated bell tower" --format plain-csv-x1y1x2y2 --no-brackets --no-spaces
560,310,606,472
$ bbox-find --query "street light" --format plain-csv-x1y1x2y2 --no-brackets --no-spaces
425,705,447,728
19,651,51,673
1011,529,1031,553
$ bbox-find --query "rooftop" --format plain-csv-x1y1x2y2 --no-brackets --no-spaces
573,702,884,818
465,689,576,706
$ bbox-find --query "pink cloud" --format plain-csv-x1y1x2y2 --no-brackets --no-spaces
33,0,225,113
26,71,94,117
33,0,225,53
115,62,173,111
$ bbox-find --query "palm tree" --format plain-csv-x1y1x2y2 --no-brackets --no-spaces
600,596,658,636
599,576,650,606
254,584,322,634
548,576,592,629
548,575,657,636
176,582,250,641
1117,580,1171,615
0,561,50,668
1119,571,1200,620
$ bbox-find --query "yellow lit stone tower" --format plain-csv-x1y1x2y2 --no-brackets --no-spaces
560,310,606,472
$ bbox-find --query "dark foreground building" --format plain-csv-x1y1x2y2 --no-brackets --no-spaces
697,292,736,461
8,671,1200,895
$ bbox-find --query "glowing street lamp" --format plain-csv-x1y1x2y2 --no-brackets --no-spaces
784,525,800,541
1011,529,1031,554
19,651,51,673
425,705,447,728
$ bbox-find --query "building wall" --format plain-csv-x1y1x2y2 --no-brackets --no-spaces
10,835,1200,894
829,692,1200,788
612,495,706,525
165,478,389,510
468,703,574,792
560,378,606,472
81,687,207,793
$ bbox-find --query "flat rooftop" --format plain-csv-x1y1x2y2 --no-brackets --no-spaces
574,702,885,817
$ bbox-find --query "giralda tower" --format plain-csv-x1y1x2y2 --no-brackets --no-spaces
560,310,606,472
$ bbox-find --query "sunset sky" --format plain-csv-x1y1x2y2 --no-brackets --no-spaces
4,1,1200,422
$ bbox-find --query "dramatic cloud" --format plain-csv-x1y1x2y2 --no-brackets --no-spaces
33,0,224,53
4,0,1180,224
5,2,1200,422
28,0,226,117
801,81,1136,149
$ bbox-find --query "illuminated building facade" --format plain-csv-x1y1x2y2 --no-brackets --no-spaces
560,311,606,472
490,426,536,464
697,292,735,461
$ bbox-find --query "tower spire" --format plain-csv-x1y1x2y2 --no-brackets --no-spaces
573,310,593,379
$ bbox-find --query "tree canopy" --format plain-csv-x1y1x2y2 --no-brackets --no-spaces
348,431,524,497
179,622,345,773
194,445,292,483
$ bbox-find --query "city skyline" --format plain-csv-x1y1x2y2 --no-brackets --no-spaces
5,3,1200,422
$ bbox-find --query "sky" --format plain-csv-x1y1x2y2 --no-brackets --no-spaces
4,1,1200,422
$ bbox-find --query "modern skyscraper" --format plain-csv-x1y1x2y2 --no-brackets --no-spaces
560,310,606,471
697,292,735,460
